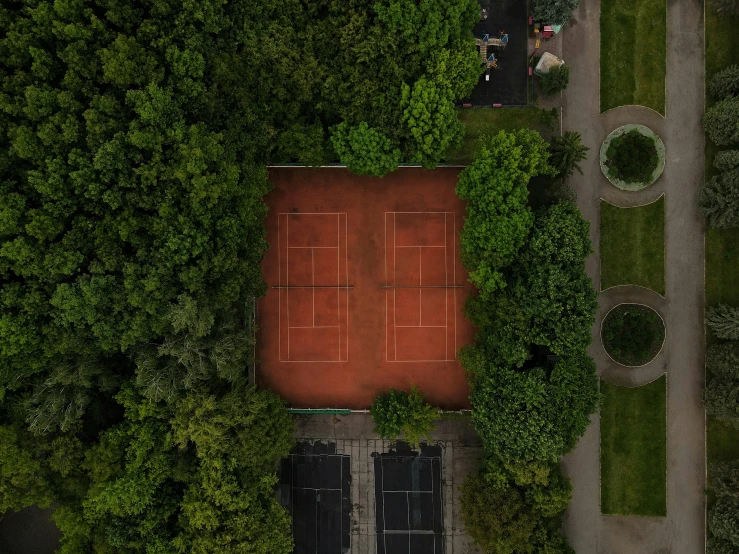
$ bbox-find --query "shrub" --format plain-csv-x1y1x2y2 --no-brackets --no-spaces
715,150,739,171
605,129,658,184
707,304,739,339
710,65,739,100
704,97,739,146
549,131,589,178
370,386,440,446
699,169,739,229
541,65,570,96
601,304,665,366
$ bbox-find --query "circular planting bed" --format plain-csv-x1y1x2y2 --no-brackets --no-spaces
601,304,665,366
599,124,665,191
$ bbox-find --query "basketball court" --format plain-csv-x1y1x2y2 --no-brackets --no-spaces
258,168,476,409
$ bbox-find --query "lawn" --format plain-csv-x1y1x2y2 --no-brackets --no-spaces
600,197,665,295
445,107,557,165
600,376,667,516
705,4,739,490
600,0,666,114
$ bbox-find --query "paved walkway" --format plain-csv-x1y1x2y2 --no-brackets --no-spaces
559,0,706,551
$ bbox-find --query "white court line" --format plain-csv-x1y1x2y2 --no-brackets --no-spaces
445,213,448,361
336,214,342,359
288,245,338,249
394,214,397,362
311,248,315,327
385,213,388,363
396,326,446,328
395,245,445,248
344,213,348,362
453,214,457,355
287,215,290,359
289,326,340,329
419,246,422,326
278,214,281,361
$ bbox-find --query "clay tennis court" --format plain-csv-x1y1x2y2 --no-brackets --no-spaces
257,168,476,409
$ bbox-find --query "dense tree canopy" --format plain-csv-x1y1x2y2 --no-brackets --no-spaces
460,457,575,554
704,97,739,146
456,130,553,298
467,352,598,463
699,169,739,229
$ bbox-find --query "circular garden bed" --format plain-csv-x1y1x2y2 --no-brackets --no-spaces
601,304,665,366
599,125,665,191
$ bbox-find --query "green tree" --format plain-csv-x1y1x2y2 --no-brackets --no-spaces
699,169,739,228
370,386,440,447
330,122,401,177
53,384,295,553
715,150,739,171
401,76,463,168
704,97,739,145
707,304,739,340
0,425,52,512
456,130,553,298
469,354,598,463
710,65,739,99
549,131,589,178
460,457,574,554
541,65,570,96
705,343,739,428
533,0,581,26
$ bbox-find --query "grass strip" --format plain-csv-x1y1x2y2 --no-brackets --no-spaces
600,197,665,295
704,5,739,505
600,0,666,114
445,107,556,165
600,376,667,516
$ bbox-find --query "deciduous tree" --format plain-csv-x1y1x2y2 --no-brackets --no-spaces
707,304,739,340
704,97,739,145
699,170,739,228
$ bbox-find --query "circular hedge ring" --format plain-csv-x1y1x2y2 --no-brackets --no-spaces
601,304,665,367
599,124,665,191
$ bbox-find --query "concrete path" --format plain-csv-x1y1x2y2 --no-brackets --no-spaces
560,0,706,550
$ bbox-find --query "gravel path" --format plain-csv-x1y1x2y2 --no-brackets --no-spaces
559,0,706,551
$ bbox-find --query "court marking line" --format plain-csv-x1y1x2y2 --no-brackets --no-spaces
278,211,348,362
385,213,388,363
336,214,342,359
289,325,340,329
278,214,281,361
395,325,447,328
453,214,457,355
312,248,315,327
287,215,290,360
419,246,422,326
345,213,349,362
387,211,456,363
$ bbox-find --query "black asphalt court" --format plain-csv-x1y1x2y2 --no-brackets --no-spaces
373,442,444,554
279,441,351,554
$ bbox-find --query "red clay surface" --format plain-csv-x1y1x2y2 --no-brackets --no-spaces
257,168,476,409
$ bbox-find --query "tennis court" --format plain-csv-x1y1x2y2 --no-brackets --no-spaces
258,168,476,409
374,444,444,554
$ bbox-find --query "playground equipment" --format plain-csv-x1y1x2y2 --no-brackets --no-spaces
475,31,508,68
